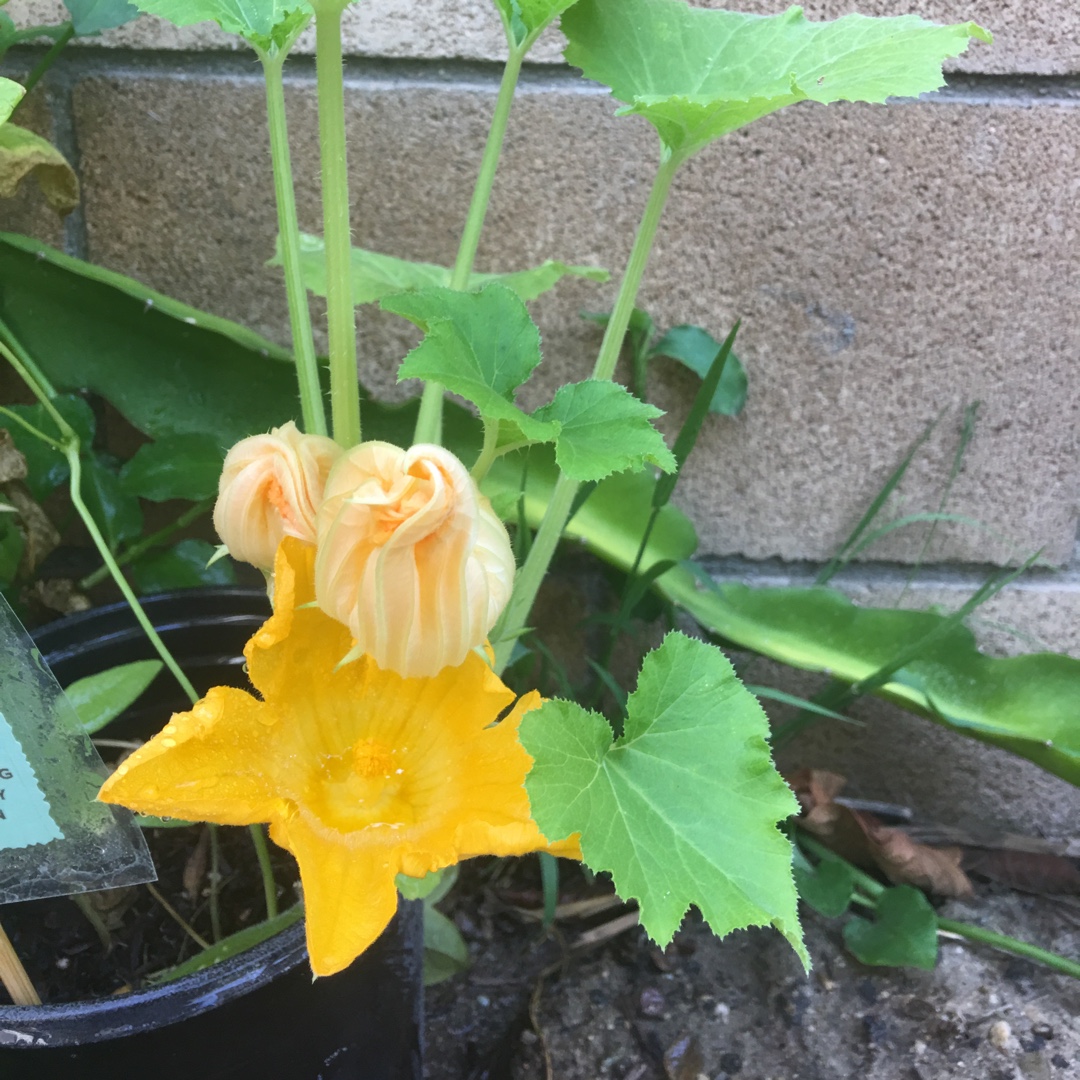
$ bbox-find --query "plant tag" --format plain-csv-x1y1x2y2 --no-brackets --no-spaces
0,595,155,904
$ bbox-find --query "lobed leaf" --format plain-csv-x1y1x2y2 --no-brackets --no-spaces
534,379,676,482
522,631,806,963
792,847,856,919
280,233,607,306
842,885,938,970
387,284,556,444
127,0,305,39
562,0,991,156
0,125,79,215
66,659,163,734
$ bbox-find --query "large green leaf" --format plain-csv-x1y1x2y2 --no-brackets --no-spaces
120,434,225,502
0,125,79,215
485,450,1080,787
64,0,140,35
131,538,237,593
0,79,24,127
522,632,805,961
66,659,163,734
128,0,304,38
386,285,556,444
534,379,675,482
562,0,991,157
0,234,304,445
280,233,607,307
82,452,144,550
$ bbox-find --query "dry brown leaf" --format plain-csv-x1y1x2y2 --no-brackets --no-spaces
4,484,58,576
787,768,973,898
0,430,27,484
963,849,1080,895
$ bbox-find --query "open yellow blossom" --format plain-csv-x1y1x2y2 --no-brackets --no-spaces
315,441,514,678
214,421,341,571
98,538,577,977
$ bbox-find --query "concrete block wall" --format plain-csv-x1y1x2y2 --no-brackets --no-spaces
1,0,1078,832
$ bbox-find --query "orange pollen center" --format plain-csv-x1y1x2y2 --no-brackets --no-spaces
266,477,298,527
352,738,396,779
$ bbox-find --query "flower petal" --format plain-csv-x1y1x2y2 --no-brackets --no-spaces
274,813,401,978
98,686,283,825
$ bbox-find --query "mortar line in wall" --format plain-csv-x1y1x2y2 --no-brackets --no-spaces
7,45,1080,105
45,76,89,259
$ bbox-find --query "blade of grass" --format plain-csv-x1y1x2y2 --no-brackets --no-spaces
816,413,941,586
747,685,862,726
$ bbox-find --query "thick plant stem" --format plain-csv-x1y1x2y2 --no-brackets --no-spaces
313,0,361,448
414,42,528,446
0,921,39,1006
592,153,680,382
937,918,1080,980
260,48,326,437
493,153,682,671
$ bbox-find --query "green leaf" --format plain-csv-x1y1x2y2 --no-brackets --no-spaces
562,0,991,157
793,849,856,918
0,515,24,588
120,434,225,502
521,632,806,963
148,904,304,985
64,0,140,35
423,905,469,986
0,124,79,215
650,325,748,416
82,453,144,550
396,865,457,903
0,79,25,127
843,885,938,970
492,0,580,44
0,234,305,446
534,379,675,482
131,538,237,593
386,285,557,445
281,233,607,306
3,395,95,500
66,659,163,734
128,0,304,39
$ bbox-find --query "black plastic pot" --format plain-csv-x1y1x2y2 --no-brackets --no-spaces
0,589,424,1079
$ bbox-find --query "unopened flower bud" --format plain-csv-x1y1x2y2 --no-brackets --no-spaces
214,422,341,571
315,441,514,677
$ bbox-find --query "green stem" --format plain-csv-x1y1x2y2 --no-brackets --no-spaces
493,472,577,673
247,824,279,920
14,22,75,108
0,404,63,448
79,498,213,591
937,918,1080,980
471,419,499,483
0,338,199,705
413,42,528,447
312,0,360,449
592,152,680,382
67,450,200,704
258,45,326,438
492,151,682,671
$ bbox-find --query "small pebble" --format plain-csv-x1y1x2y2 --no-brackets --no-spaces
1032,1023,1054,1040
476,995,490,1007
639,987,666,1018
989,1020,1012,1051
713,1002,730,1021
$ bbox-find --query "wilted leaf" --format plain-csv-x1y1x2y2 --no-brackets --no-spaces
0,124,79,215
522,632,806,965
563,0,990,157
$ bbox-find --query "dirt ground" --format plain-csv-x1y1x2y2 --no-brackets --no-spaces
423,870,1080,1080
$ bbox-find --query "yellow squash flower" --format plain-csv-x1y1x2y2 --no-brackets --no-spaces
99,538,576,977
315,441,514,678
214,421,341,571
